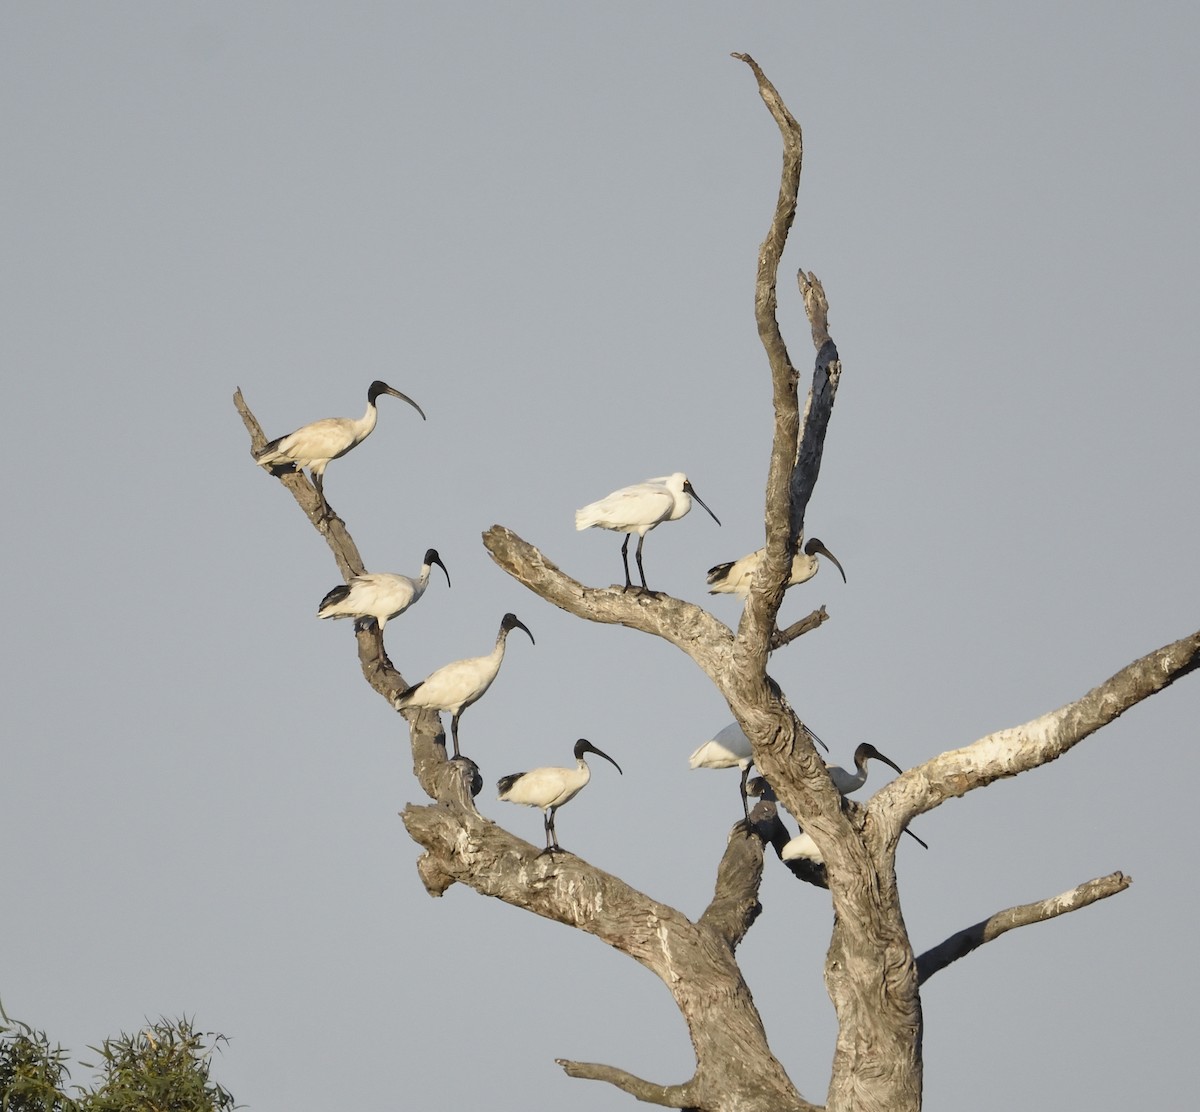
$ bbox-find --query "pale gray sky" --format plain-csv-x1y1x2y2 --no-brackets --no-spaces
3,4,1197,1110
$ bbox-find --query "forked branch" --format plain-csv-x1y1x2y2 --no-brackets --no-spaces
482,525,735,678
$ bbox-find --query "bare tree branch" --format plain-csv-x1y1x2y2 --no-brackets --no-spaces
770,606,830,651
728,53,804,674
697,818,772,948
482,525,734,676
554,1060,698,1109
234,388,368,581
916,872,1133,985
236,390,465,804
402,798,816,1112
870,629,1200,839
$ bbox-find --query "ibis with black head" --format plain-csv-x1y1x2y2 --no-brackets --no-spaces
317,548,450,637
706,536,846,598
498,738,623,854
255,380,425,503
393,613,534,759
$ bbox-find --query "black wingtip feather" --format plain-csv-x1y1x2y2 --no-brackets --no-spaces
497,773,524,796
318,584,352,613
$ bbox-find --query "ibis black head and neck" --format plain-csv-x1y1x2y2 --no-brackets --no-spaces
424,548,452,588
501,613,535,645
368,380,427,420
575,738,622,774
804,537,847,583
856,742,904,776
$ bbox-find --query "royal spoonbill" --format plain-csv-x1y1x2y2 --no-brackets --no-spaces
254,380,425,502
393,613,534,758
689,720,828,819
706,537,846,598
317,549,450,636
575,472,720,593
498,738,623,854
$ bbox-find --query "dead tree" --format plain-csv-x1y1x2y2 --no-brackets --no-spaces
235,55,1200,1112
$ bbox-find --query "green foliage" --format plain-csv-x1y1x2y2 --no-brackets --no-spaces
0,1013,77,1112
1,1008,236,1112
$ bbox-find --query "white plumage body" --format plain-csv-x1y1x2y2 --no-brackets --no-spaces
254,380,425,496
780,832,822,863
689,721,753,773
497,739,623,853
576,471,720,591
499,762,592,812
394,613,533,758
706,537,846,598
575,473,694,536
317,549,449,634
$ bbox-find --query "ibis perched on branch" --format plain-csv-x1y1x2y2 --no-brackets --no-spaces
781,820,929,862
826,742,905,795
575,472,720,593
498,738,623,854
689,720,828,820
706,537,846,598
254,380,426,502
393,613,534,759
317,549,450,637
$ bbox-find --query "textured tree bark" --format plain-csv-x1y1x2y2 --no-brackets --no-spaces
236,55,1200,1112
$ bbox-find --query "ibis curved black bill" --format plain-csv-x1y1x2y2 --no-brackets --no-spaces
804,724,830,753
805,537,846,583
683,480,721,527
860,743,904,777
425,548,452,588
502,612,535,645
576,738,622,775
370,380,427,420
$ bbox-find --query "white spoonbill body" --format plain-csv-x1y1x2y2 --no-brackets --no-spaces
255,380,426,501
393,613,534,759
706,537,846,598
576,472,720,593
317,548,450,636
689,720,828,820
498,738,623,854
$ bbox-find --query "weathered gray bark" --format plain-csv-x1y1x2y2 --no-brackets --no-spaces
237,54,1200,1112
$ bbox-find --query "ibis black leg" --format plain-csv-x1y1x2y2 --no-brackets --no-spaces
635,534,650,593
451,714,462,759
620,534,634,591
739,764,751,822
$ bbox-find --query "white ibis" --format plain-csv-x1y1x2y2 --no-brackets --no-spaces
689,720,828,819
393,613,534,758
497,738,623,854
706,537,846,598
780,830,822,863
826,742,930,851
575,472,720,593
254,380,426,502
781,820,929,860
826,742,904,795
317,549,450,636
